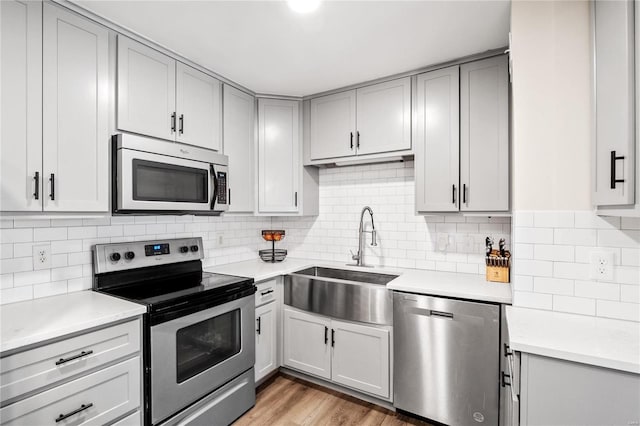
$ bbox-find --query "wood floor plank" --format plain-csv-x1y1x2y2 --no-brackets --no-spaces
234,374,434,426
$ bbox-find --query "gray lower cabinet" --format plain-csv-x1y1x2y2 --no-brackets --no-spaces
0,318,142,425
518,353,640,426
255,279,278,383
415,55,509,214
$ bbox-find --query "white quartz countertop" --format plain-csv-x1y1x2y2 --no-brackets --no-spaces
206,258,512,304
506,306,640,374
1,291,146,354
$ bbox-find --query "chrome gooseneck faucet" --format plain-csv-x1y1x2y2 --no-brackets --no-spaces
351,206,377,267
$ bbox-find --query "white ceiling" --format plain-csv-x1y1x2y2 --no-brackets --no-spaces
73,0,511,97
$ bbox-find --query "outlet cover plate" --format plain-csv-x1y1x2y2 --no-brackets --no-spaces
33,244,51,270
589,250,614,282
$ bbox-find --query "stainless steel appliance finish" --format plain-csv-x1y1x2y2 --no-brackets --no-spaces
393,292,500,426
160,368,255,426
285,267,397,325
350,206,377,267
151,294,255,425
113,133,229,214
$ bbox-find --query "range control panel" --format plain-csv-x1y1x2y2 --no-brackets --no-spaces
94,237,204,274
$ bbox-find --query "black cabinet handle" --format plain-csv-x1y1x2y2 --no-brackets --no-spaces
452,184,456,204
331,329,335,347
49,173,55,200
504,343,513,357
324,326,328,344
171,112,176,133
610,150,626,189
356,131,360,148
501,371,511,387
228,188,231,205
55,403,93,422
56,350,93,366
462,183,467,204
33,172,40,200
260,289,274,296
256,317,261,335
179,114,184,134
350,132,354,149
294,191,298,207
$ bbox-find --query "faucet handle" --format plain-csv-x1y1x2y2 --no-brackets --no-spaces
350,249,359,261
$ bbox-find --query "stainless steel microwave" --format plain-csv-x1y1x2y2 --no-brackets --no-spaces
112,133,229,215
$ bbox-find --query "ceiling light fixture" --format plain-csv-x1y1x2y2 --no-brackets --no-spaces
287,0,321,14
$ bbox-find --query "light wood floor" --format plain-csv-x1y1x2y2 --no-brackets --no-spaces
234,374,435,426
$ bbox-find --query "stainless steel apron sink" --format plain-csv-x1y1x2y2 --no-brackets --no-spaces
284,267,399,326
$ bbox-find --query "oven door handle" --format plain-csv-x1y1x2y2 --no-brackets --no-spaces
210,165,218,210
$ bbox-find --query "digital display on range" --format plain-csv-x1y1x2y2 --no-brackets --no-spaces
145,243,170,256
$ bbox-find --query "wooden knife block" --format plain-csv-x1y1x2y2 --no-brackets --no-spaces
485,250,511,283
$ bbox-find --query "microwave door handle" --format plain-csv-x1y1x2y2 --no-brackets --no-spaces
210,165,218,210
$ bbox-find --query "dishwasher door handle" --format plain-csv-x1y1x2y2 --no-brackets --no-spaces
430,310,454,319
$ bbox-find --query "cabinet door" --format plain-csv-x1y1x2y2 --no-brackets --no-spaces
283,308,331,380
415,66,460,213
0,0,42,212
356,77,411,156
331,319,390,399
117,35,176,141
223,85,255,213
255,302,277,382
42,4,109,212
460,55,509,212
176,62,222,151
309,90,357,160
258,98,300,213
593,0,635,206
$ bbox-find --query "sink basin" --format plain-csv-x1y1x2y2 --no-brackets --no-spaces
285,266,398,325
293,266,398,285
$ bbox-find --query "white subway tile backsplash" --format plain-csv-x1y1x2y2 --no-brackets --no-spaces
1,229,33,243
13,270,51,287
51,240,83,254
33,281,68,298
513,210,640,322
34,227,67,242
1,244,13,259
1,257,33,274
14,219,51,228
68,226,97,239
0,274,14,289
0,286,33,304
621,217,640,230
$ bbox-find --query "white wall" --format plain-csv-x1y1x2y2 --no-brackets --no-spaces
511,0,592,211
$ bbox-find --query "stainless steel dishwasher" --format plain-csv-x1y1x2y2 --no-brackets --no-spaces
393,292,500,426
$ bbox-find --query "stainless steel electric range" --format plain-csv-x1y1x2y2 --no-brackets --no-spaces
93,237,256,426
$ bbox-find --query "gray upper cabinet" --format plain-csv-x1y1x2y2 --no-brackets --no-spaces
309,90,356,160
223,85,255,213
356,77,412,156
42,3,109,212
593,0,636,207
117,36,222,150
0,0,42,212
415,66,460,213
460,55,509,212
117,35,176,141
176,62,222,151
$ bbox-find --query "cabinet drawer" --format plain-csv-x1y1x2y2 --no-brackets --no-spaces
110,410,141,426
0,356,140,425
1,319,141,403
255,280,277,307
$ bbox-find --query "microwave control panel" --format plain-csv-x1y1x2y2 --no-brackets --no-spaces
217,172,227,204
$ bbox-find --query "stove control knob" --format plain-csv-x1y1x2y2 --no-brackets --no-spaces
190,245,199,253
110,252,121,262
124,251,135,260
180,246,189,253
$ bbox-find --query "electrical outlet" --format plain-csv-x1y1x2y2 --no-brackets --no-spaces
33,244,51,270
590,251,614,282
437,234,449,251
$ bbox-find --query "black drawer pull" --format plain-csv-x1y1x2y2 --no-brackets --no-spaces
179,114,184,134
324,326,328,344
55,403,93,422
501,371,511,387
55,350,93,366
256,317,261,335
260,289,274,296
610,150,626,188
171,112,176,132
33,172,40,200
331,328,335,347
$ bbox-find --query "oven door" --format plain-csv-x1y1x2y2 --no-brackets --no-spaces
150,294,255,425
118,148,215,212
